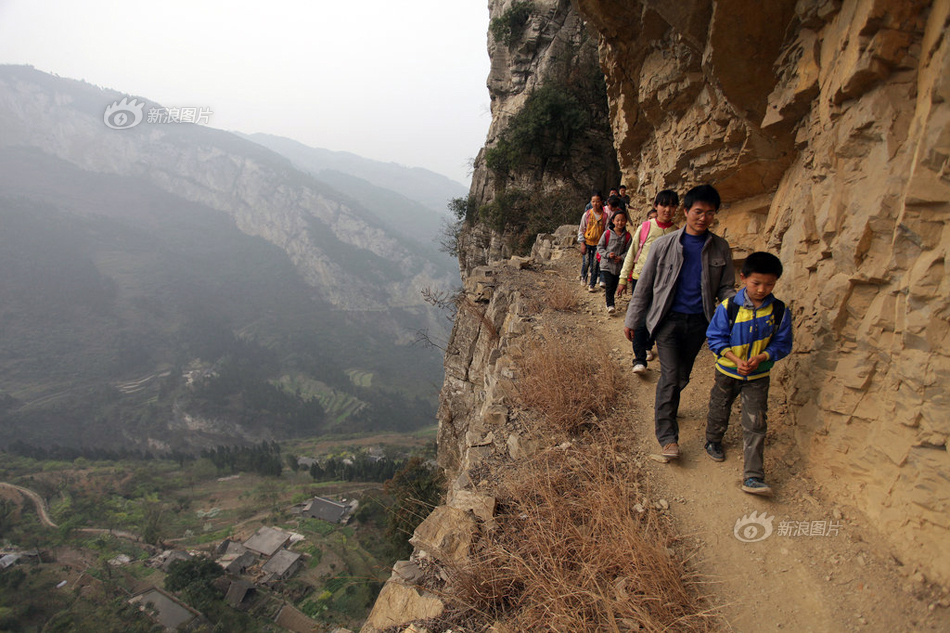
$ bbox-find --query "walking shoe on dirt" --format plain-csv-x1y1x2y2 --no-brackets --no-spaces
607,306,616,314
632,361,648,375
645,349,655,361
661,442,680,458
588,285,597,292
704,441,725,462
599,280,606,288
741,477,773,496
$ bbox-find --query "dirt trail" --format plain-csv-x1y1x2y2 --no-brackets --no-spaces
555,256,948,632
0,481,58,528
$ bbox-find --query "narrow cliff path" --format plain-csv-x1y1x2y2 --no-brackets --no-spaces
549,255,948,633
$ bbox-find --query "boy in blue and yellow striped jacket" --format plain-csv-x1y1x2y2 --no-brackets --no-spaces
704,252,792,496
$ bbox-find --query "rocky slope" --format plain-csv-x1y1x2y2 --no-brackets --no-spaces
571,0,950,586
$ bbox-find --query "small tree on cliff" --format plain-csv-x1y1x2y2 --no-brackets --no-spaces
384,457,444,557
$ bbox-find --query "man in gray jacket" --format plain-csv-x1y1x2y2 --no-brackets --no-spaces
623,184,736,459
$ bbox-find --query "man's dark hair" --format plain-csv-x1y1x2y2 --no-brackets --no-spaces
607,195,622,208
742,252,783,278
619,185,627,191
683,184,721,211
654,189,679,208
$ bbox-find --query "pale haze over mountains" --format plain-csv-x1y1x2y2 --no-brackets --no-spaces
0,65,465,452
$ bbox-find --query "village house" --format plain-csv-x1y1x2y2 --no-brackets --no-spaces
301,496,351,523
243,526,292,557
260,549,302,582
129,587,201,632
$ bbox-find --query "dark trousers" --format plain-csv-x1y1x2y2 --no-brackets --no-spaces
706,371,770,480
581,246,599,286
628,278,653,364
602,271,620,307
653,312,709,446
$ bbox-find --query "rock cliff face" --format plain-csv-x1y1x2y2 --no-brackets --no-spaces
573,0,950,584
458,0,619,274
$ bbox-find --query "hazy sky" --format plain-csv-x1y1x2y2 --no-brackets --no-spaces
0,0,491,185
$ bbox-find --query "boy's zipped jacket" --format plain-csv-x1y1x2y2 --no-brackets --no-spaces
706,288,793,381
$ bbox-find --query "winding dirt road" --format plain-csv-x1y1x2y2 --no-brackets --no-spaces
0,481,143,542
0,481,58,527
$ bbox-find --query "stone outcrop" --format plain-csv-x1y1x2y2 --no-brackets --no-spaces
458,0,620,274
573,0,950,584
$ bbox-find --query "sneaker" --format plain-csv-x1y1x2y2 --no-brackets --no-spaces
661,442,680,458
632,361,648,375
645,350,655,361
606,305,616,314
741,478,773,496
704,441,725,462
588,285,597,292
599,281,606,288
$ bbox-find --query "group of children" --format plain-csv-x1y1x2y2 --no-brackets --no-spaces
578,184,793,496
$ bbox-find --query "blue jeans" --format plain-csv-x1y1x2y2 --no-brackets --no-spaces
653,312,709,447
581,245,599,286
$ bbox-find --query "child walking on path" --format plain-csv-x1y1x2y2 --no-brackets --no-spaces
578,192,607,292
617,190,680,374
704,251,792,496
623,184,735,459
596,208,631,314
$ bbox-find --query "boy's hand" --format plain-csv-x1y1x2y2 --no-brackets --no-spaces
616,284,626,297
736,360,752,375
580,244,587,255
746,354,767,371
623,327,634,342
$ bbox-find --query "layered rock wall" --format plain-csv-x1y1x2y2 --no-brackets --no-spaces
459,0,619,274
574,0,950,584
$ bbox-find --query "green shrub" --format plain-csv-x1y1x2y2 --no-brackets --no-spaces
485,83,589,178
479,185,581,255
490,1,535,46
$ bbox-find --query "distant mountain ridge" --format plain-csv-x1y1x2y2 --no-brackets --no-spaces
238,132,467,215
0,65,457,451
0,65,457,312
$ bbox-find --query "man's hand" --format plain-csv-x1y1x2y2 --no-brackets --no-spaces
623,327,634,342
616,284,626,297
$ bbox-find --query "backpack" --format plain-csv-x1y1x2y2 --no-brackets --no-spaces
596,229,631,262
726,296,786,330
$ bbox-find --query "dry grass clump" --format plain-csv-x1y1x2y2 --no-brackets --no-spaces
444,440,713,632
516,338,624,434
543,282,580,311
